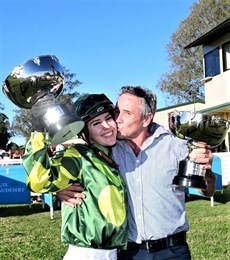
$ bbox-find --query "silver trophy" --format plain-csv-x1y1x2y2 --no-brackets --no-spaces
2,55,84,144
169,111,229,189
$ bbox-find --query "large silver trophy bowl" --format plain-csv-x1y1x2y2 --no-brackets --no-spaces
169,111,229,189
2,55,84,144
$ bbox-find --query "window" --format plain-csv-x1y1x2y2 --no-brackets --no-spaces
223,41,230,71
204,47,220,77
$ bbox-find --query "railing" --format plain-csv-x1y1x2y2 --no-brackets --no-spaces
0,158,23,165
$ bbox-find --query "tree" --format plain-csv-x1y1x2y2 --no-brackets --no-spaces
6,142,19,151
0,112,12,149
12,67,82,141
157,0,230,105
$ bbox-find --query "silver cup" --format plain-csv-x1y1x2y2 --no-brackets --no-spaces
169,111,229,189
2,55,84,144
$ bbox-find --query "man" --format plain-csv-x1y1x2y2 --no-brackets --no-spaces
58,86,215,260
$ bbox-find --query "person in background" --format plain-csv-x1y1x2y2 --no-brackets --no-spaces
23,94,127,260
58,86,215,260
7,149,13,159
2,152,11,166
3,152,10,160
12,149,21,159
0,148,6,159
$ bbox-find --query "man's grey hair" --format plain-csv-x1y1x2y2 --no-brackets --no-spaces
119,86,157,118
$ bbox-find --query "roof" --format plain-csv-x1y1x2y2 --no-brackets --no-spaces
156,100,204,112
199,102,230,114
185,18,230,49
156,101,230,117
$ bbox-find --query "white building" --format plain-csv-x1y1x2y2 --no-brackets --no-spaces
155,18,230,186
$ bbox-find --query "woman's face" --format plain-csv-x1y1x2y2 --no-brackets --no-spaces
87,112,117,146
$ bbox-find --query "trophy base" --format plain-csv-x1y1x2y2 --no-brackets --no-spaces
173,175,207,189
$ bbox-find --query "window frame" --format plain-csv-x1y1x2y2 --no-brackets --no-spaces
223,41,230,72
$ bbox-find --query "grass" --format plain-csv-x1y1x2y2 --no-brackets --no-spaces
0,203,65,260
186,188,230,260
0,188,229,260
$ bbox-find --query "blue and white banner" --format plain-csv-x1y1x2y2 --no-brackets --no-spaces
0,164,31,204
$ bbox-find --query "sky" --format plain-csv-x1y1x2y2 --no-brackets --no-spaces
0,0,196,145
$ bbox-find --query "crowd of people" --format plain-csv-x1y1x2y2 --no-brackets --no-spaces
0,148,24,161
0,145,68,163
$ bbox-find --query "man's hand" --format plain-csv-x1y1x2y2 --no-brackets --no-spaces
188,142,216,197
188,142,213,170
57,183,86,207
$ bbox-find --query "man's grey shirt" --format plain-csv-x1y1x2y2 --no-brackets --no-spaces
112,123,189,243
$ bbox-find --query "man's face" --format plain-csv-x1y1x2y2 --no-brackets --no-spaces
115,93,146,140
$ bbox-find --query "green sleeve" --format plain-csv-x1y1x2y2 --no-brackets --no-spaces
23,132,79,193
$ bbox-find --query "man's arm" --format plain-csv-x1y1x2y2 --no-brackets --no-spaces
57,183,86,207
59,141,216,206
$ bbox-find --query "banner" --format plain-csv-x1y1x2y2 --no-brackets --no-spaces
0,165,31,204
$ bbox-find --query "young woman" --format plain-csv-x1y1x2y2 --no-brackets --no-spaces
23,94,127,260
